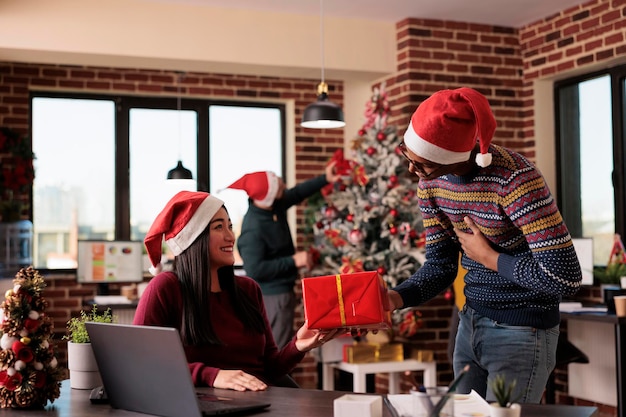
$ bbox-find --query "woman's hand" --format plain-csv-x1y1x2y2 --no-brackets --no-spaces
213,370,268,392
454,216,499,271
294,322,343,352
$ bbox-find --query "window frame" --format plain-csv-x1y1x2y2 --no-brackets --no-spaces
29,91,286,268
554,64,626,255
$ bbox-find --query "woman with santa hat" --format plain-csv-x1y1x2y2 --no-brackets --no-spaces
133,191,341,391
387,87,582,403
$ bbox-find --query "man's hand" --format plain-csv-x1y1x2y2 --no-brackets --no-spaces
293,251,313,270
325,160,342,183
454,216,499,271
387,289,404,310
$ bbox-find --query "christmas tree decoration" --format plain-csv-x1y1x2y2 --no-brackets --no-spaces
308,82,424,287
0,267,64,408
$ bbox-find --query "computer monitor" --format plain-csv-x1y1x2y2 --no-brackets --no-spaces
571,238,594,286
76,240,144,284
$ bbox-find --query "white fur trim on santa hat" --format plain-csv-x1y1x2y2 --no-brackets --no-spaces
166,195,224,256
253,172,279,207
403,123,472,165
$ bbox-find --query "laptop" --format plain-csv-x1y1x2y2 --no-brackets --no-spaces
85,322,271,417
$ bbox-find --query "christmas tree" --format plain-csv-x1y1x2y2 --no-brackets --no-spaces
309,83,425,288
0,267,64,408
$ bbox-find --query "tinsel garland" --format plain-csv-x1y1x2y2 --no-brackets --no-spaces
0,267,64,408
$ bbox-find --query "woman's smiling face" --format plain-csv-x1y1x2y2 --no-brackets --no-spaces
208,207,235,268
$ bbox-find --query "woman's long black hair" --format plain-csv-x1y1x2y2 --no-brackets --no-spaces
174,217,266,346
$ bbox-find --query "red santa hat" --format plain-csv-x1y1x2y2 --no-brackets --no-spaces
144,191,224,275
403,87,497,167
226,171,280,207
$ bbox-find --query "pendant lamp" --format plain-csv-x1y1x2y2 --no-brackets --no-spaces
167,72,193,180
301,0,345,129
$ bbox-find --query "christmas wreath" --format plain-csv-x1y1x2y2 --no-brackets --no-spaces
0,128,35,222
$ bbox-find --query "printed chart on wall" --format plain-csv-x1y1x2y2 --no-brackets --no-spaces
76,240,143,283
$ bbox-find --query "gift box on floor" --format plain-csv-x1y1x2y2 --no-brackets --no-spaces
377,342,404,362
410,349,434,362
343,342,379,363
301,271,392,330
342,342,404,363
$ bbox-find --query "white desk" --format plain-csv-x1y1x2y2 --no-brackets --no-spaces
322,359,437,394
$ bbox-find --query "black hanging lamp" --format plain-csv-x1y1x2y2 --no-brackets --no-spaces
167,160,192,180
167,72,193,180
300,0,345,129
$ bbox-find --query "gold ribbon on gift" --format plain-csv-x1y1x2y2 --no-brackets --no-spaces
335,274,346,326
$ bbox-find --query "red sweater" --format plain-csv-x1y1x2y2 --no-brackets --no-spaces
133,272,305,386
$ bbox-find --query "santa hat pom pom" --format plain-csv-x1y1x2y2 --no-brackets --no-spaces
149,263,162,276
475,152,492,167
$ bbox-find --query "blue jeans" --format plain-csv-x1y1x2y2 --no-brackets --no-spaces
453,305,559,403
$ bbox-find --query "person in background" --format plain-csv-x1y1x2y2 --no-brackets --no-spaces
387,87,582,403
227,164,340,348
134,191,341,391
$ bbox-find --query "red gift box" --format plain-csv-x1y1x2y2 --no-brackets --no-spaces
301,271,392,330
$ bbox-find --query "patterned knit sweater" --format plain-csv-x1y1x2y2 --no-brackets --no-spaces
394,145,582,329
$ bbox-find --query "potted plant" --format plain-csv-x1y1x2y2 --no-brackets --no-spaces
595,264,626,312
64,305,114,390
489,374,522,417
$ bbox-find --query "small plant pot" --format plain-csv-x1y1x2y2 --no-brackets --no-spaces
489,403,521,417
67,341,102,390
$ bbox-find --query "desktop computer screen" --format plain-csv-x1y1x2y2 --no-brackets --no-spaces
76,240,144,284
571,238,594,286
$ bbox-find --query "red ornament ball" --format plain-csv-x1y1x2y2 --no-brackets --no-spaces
358,128,366,136
376,132,386,141
377,266,386,275
346,213,354,222
323,206,338,219
366,146,376,156
348,229,365,245
389,226,398,235
389,175,398,185
389,208,398,218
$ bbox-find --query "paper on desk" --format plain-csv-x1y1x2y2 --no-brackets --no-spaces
388,390,490,417
559,302,607,313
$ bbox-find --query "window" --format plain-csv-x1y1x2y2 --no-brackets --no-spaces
31,93,285,270
555,66,626,265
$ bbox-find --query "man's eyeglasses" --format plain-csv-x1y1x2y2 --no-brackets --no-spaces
398,142,447,179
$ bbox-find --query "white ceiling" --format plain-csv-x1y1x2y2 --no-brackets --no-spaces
148,0,592,28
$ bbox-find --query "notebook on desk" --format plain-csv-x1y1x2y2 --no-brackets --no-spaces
85,322,271,417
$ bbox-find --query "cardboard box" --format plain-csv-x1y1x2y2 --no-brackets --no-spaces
334,394,382,417
302,271,392,330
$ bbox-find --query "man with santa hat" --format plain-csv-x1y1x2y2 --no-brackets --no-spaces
227,164,340,348
387,87,582,403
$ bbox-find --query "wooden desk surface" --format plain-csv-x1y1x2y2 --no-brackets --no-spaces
0,381,598,417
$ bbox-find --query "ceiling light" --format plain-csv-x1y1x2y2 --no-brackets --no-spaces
167,72,193,181
300,0,345,129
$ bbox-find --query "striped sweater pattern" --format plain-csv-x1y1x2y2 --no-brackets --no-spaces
394,145,582,328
